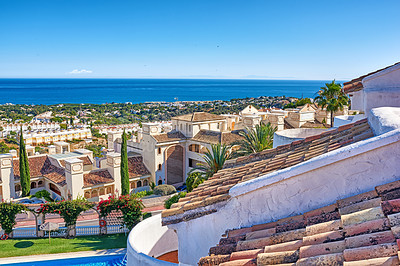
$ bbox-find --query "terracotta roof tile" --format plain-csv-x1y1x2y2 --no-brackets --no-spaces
343,62,400,93
162,119,374,226
152,131,186,143
83,169,114,187
59,156,92,167
172,112,225,122
192,130,243,145
127,156,150,178
197,178,400,265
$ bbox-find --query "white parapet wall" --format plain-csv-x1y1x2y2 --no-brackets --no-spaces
169,126,400,265
127,214,178,266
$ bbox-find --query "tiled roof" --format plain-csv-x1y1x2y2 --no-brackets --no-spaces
199,179,400,265
152,131,187,143
83,169,114,187
192,130,244,145
343,62,400,93
128,156,151,179
12,155,116,188
162,119,374,225
13,156,66,186
59,156,92,167
172,112,226,122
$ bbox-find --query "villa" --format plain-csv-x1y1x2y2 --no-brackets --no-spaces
0,147,151,202
126,62,400,265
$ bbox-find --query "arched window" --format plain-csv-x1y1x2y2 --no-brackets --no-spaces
158,179,163,185
84,191,91,199
158,147,161,154
91,190,98,197
38,180,44,187
130,182,136,189
106,187,112,194
15,184,21,192
158,164,162,171
31,182,37,189
137,180,142,187
99,188,105,196
143,179,148,186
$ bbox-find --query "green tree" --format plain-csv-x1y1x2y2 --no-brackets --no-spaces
120,130,130,195
234,123,277,157
0,142,9,153
314,80,349,127
189,143,230,179
19,130,31,197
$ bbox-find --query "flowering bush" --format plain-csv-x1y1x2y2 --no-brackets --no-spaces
37,198,94,227
97,194,144,230
0,202,27,234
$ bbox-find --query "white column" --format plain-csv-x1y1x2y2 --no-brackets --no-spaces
0,154,14,200
65,158,84,199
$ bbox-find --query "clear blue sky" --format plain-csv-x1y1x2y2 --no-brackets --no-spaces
0,0,399,80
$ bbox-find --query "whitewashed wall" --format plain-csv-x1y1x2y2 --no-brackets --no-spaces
169,126,400,265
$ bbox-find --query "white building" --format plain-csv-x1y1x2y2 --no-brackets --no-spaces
126,62,400,266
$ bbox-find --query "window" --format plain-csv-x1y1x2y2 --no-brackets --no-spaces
106,187,112,194
158,179,163,185
189,158,194,168
15,184,21,192
91,190,98,197
31,182,37,189
130,182,136,189
137,180,142,187
143,180,148,186
158,147,161,154
158,164,162,171
38,180,44,187
99,188,105,195
84,191,91,199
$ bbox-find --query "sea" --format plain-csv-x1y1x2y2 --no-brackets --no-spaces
0,79,345,105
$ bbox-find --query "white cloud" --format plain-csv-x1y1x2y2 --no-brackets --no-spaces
68,69,93,74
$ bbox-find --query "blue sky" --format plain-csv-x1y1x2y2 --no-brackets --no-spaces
0,0,399,80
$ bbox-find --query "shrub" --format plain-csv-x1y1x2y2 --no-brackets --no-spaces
0,202,27,234
164,192,187,209
133,190,153,198
37,197,94,227
97,194,144,230
153,184,176,196
186,172,205,192
32,189,53,202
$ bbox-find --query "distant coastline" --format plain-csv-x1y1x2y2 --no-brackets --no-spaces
0,79,346,105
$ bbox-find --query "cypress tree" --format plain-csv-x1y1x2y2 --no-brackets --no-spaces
120,130,130,195
19,129,31,197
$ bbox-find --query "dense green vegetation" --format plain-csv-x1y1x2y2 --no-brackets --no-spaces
19,131,31,197
164,192,187,209
234,123,277,157
120,130,129,195
0,234,128,258
0,96,298,125
315,80,349,126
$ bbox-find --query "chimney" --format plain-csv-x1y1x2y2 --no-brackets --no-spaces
65,158,84,200
107,132,122,150
106,152,121,194
0,154,14,200
47,145,56,155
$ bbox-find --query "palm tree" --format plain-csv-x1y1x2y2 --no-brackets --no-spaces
314,80,349,127
189,143,230,179
234,123,277,157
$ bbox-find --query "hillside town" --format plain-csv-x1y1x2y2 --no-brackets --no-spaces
1,62,400,265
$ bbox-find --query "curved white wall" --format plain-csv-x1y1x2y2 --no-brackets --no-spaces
127,214,178,266
170,127,400,265
273,128,330,148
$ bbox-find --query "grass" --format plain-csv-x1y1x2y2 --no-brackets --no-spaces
0,234,128,258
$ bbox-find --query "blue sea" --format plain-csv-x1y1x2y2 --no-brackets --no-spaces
0,79,345,105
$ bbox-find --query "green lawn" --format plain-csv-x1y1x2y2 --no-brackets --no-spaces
0,234,128,258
